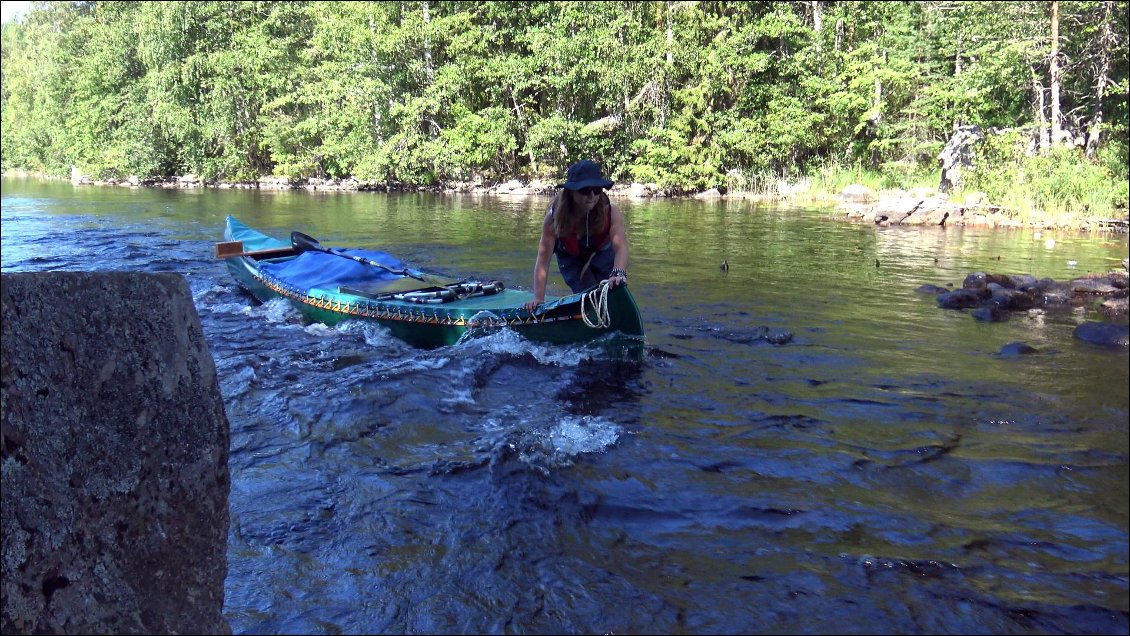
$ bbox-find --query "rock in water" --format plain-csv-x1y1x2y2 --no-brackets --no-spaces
1073,321,1130,348
999,342,1039,356
1,272,231,635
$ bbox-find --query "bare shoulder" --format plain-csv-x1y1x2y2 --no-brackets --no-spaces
540,206,556,235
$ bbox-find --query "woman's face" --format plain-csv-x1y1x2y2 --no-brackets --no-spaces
569,187,602,211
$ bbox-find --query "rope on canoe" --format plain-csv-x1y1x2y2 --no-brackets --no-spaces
581,279,612,328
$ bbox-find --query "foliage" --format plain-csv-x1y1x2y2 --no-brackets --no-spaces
967,130,1127,217
1,1,1126,215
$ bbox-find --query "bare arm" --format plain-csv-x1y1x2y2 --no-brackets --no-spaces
524,211,557,312
607,203,629,287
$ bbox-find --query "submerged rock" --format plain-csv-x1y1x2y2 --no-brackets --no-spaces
1100,297,1129,317
972,306,1009,322
915,284,950,295
1073,322,1130,347
999,342,1039,356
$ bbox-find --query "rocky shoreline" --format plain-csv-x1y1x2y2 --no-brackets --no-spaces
925,267,1129,316
832,187,1129,233
918,265,1130,348
3,169,1128,233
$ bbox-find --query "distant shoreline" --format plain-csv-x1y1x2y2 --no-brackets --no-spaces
3,169,1127,234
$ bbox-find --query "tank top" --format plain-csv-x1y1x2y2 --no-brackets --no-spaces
554,199,611,259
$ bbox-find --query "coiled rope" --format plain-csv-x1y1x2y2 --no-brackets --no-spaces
581,279,612,328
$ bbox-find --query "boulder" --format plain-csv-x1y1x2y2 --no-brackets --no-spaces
972,306,1008,322
1099,297,1128,317
694,188,723,199
1,272,231,635
839,184,877,203
495,179,524,194
938,124,984,193
999,342,1039,356
1073,321,1130,348
627,182,653,198
937,288,984,309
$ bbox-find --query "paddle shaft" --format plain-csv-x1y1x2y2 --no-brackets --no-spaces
328,246,425,281
291,231,425,281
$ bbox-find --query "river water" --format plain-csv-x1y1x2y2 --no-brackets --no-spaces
2,176,1127,635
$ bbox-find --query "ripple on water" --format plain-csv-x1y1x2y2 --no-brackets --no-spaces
6,182,1125,636
544,414,623,459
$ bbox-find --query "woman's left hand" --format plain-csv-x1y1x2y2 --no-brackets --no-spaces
608,269,628,287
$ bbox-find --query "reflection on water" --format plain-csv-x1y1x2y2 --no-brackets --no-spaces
2,176,1127,635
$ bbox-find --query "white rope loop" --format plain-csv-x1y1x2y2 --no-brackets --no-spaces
581,279,612,328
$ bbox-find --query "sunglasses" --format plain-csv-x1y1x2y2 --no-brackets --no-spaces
575,187,603,196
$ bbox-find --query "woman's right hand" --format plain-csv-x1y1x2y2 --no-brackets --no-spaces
524,298,543,313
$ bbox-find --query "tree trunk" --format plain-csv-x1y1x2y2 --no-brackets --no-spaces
811,1,823,32
1049,1,1063,146
665,1,674,68
661,1,674,128
955,33,962,76
369,12,383,144
1086,1,1113,158
873,50,884,122
510,87,536,171
422,2,434,82
1031,65,1049,153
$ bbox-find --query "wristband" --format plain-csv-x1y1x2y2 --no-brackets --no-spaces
611,269,628,279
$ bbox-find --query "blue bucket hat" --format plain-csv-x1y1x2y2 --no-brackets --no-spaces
556,160,614,190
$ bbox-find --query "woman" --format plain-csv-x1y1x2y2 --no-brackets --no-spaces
524,160,629,312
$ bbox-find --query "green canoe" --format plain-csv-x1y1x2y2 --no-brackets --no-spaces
218,216,644,349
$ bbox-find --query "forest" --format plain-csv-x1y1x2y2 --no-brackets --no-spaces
2,1,1127,217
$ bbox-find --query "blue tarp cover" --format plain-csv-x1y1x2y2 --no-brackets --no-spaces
259,249,416,291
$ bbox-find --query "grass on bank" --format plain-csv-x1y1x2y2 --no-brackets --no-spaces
733,143,1128,224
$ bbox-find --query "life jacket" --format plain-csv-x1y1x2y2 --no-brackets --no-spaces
554,197,611,259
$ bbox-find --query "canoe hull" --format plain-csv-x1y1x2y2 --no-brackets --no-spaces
221,217,644,349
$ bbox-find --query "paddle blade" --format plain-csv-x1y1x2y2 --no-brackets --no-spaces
214,240,245,258
291,231,323,252
214,240,296,259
